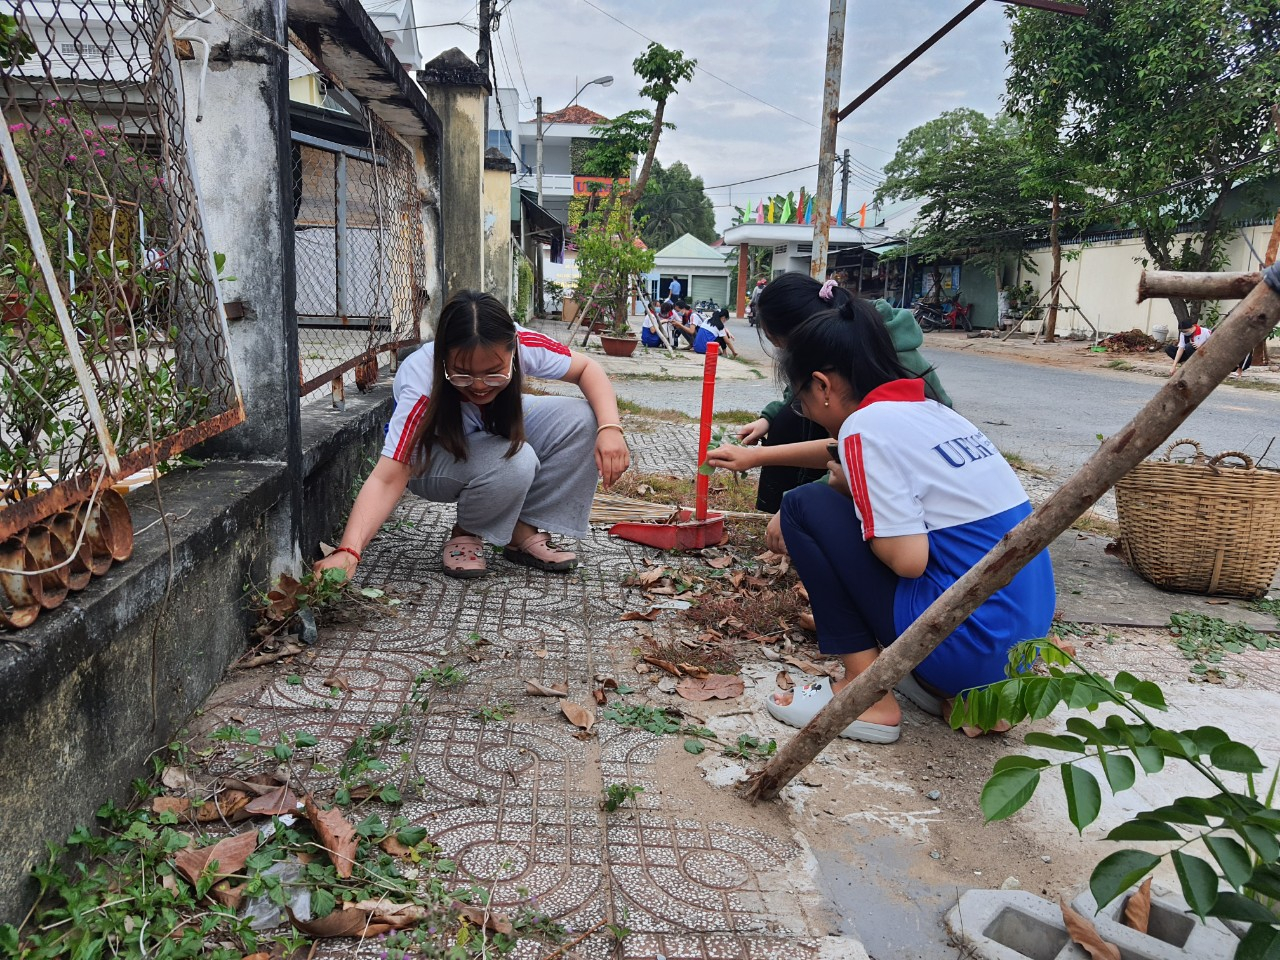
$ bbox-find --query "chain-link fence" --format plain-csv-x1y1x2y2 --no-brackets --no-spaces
0,2,242,611
292,113,425,403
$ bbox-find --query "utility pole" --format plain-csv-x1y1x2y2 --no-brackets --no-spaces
810,0,847,280
535,96,545,316
839,148,850,227
477,0,493,75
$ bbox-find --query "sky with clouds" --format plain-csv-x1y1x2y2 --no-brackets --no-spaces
411,0,1015,232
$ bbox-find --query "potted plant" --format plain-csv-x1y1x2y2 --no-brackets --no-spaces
569,186,652,359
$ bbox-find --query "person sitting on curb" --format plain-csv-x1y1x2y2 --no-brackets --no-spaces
760,300,1055,744
314,290,630,581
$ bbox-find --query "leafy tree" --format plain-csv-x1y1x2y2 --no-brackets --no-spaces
628,43,697,206
874,108,1052,304
1005,0,1280,326
635,161,716,249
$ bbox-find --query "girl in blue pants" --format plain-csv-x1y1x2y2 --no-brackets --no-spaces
766,299,1055,744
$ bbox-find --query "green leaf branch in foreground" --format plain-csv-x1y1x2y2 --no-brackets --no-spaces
954,640,1280,937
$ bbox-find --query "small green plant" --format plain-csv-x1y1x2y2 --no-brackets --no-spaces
724,733,778,761
417,664,468,688
952,640,1280,954
601,782,645,813
472,703,514,723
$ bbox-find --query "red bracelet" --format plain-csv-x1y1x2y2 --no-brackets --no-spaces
332,546,361,563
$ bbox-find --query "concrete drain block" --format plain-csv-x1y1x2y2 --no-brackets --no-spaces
946,888,1239,960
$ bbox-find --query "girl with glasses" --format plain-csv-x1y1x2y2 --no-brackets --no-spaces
764,299,1054,743
315,290,630,580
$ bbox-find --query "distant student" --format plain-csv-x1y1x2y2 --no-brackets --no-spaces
1166,316,1212,374
640,304,665,348
694,307,738,357
668,300,699,349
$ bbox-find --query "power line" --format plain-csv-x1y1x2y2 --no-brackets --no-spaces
501,2,533,103
702,164,819,190
576,0,893,158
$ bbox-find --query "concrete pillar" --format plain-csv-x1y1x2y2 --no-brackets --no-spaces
482,150,516,307
181,0,301,567
418,49,491,297
736,243,750,318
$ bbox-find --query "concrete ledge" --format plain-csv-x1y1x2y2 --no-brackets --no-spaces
0,461,292,919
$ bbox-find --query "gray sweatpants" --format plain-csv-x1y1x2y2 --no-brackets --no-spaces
406,395,599,544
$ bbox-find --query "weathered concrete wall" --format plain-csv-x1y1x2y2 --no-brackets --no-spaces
483,160,515,307
418,49,489,298
179,0,302,575
1023,221,1274,336
0,463,290,920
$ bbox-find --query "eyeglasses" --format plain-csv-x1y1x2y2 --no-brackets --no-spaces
788,380,810,415
443,354,515,389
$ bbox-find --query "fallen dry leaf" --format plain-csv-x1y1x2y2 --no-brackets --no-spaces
245,784,299,817
454,902,514,936
675,674,745,702
559,700,596,733
239,641,305,669
161,765,196,793
706,556,733,569
636,567,666,587
152,796,192,817
1123,878,1152,934
1205,599,1229,605
783,656,826,676
1060,898,1121,960
351,899,429,928
174,830,259,890
242,953,271,960
620,609,660,622
600,677,619,691
304,795,358,879
776,671,793,691
288,904,393,938
211,879,246,911
533,648,548,659
380,835,412,858
523,679,569,697
642,655,682,677
263,574,303,622
195,789,252,823
593,687,607,705
729,570,745,589
678,663,710,679
323,674,351,692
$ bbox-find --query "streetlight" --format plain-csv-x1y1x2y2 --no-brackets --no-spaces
536,75,613,207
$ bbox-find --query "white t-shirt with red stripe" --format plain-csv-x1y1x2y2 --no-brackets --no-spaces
381,326,574,463
835,378,1056,693
1178,325,1211,351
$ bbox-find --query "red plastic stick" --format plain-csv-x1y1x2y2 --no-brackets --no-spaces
695,343,719,520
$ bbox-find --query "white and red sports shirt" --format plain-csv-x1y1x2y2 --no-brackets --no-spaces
1178,325,1211,351
836,379,1027,541
380,325,573,463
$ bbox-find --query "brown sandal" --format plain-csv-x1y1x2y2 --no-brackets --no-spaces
503,532,578,572
442,535,487,579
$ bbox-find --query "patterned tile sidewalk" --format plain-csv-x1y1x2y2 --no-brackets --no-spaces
198,415,865,960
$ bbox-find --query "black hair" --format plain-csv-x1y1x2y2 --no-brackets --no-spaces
781,298,918,405
1178,317,1196,331
755,271,853,344
412,290,525,467
715,307,730,322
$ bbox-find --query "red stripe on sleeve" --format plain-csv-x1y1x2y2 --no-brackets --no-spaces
843,434,875,539
517,330,572,357
392,396,429,462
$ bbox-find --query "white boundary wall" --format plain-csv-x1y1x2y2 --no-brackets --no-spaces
1022,221,1273,336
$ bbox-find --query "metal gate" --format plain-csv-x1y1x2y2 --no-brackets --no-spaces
291,116,426,403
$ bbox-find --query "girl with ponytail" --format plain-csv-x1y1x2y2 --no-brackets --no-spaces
761,300,1054,744
706,273,951,517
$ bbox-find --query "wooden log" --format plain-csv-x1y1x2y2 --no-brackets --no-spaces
1136,269,1262,303
743,264,1280,802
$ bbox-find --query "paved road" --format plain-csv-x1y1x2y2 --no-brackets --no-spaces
601,344,1280,479
924,348,1280,477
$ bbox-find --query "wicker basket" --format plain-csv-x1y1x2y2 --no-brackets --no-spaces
1115,439,1280,598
